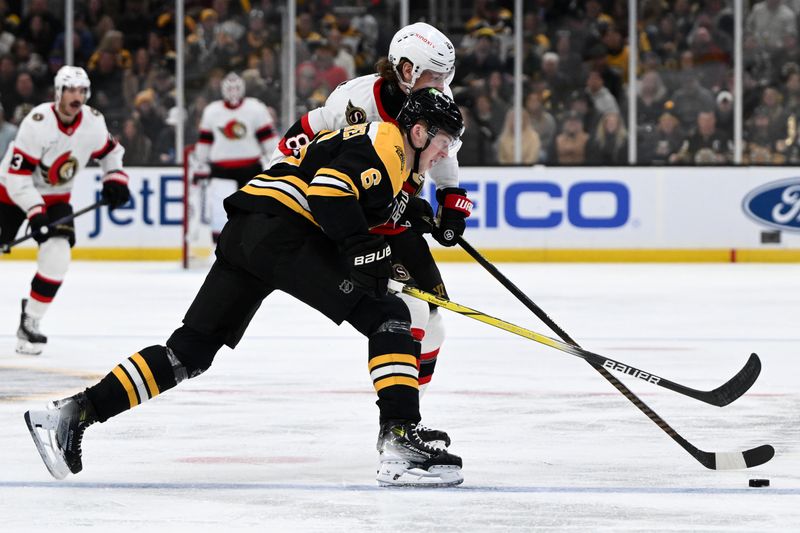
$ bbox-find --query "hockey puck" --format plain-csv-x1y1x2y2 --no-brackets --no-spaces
748,479,769,487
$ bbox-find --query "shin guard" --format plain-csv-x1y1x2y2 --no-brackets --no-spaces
368,320,420,423
84,345,184,422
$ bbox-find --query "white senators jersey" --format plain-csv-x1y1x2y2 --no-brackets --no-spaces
195,97,277,171
269,74,459,189
0,102,126,213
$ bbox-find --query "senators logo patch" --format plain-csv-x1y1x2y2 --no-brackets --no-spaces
345,100,367,125
32,113,44,121
219,119,247,139
47,151,79,185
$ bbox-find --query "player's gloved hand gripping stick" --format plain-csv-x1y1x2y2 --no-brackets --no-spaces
1,200,107,254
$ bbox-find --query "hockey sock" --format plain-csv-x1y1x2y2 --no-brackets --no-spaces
418,347,440,390
26,273,61,317
27,237,71,316
418,309,444,395
368,322,420,423
84,345,183,422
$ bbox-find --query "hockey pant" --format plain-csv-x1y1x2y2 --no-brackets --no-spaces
84,212,421,424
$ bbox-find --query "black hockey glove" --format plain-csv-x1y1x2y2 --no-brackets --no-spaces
28,210,50,244
433,187,473,247
101,178,131,209
342,234,392,297
398,194,435,234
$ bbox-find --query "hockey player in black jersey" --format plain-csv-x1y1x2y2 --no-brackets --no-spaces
270,24,472,397
24,88,466,487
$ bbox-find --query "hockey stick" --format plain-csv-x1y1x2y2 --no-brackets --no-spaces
403,282,756,405
454,237,760,407
1,200,106,254
400,284,775,470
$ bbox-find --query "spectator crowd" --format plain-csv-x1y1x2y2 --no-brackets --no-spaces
1,0,799,166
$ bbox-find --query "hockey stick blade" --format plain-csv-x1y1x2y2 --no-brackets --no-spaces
693,442,775,470
400,285,758,407
698,352,761,407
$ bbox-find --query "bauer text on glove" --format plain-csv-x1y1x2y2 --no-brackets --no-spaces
342,234,392,297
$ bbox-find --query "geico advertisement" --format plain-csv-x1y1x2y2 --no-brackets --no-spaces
421,166,800,248
13,165,800,250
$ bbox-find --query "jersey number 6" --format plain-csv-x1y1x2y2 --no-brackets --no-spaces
361,168,381,189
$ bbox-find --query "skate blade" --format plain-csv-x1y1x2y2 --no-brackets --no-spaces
16,339,44,355
24,410,70,480
377,461,463,488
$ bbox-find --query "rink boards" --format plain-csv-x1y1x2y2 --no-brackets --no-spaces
4,165,800,262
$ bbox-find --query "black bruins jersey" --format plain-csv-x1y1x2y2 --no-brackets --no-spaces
225,122,409,243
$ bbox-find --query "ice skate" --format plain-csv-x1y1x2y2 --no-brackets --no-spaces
16,298,47,355
24,392,97,479
377,422,451,451
376,420,463,487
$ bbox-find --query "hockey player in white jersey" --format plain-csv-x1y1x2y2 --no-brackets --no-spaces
192,72,278,242
270,22,473,405
0,66,129,355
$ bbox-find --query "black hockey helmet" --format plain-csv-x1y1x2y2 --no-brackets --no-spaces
397,87,464,142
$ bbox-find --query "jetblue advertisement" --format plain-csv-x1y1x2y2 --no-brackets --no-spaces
9,166,800,255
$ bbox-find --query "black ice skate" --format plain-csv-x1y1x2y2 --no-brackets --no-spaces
376,420,463,487
376,422,451,451
16,298,47,355
24,392,97,479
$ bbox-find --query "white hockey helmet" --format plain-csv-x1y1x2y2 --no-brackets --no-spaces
54,65,91,103
388,22,456,92
221,72,246,105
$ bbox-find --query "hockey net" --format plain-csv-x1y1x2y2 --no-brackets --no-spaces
182,144,214,269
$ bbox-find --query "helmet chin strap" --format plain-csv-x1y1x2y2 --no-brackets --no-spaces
406,127,432,174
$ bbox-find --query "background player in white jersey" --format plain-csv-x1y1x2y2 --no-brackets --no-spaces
0,66,129,355
270,22,473,398
192,72,278,242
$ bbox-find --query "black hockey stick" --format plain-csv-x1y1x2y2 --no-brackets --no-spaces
455,237,760,407
1,200,106,254
443,237,774,470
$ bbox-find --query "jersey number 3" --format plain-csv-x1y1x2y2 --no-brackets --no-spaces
10,153,24,170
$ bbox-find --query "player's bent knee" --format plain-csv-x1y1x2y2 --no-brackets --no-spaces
37,237,71,278
166,325,225,378
348,294,412,337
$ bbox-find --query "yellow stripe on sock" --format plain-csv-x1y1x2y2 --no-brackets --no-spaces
112,366,139,408
368,353,418,371
131,352,160,398
374,375,419,392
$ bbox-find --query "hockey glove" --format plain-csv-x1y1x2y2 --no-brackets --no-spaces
342,234,392,297
433,187,473,247
397,194,435,234
28,208,50,244
101,175,131,209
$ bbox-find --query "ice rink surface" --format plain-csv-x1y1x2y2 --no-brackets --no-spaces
0,259,797,531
